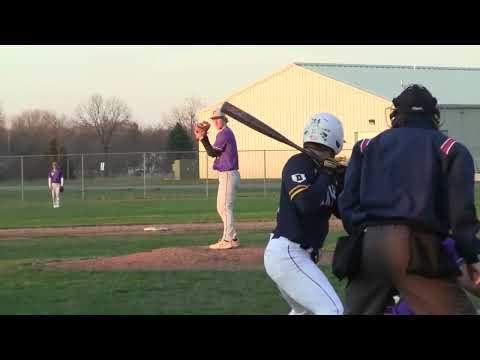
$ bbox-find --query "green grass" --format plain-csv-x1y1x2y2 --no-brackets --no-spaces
2,183,478,230
0,193,279,229
0,230,477,314
0,230,344,315
0,177,284,228
0,269,295,315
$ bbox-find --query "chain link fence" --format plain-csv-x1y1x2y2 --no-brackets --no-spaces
2,151,478,201
0,150,299,201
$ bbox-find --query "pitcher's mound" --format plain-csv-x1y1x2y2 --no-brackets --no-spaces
46,246,334,272
46,246,268,271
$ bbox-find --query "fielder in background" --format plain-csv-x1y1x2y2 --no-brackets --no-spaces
48,161,64,209
264,113,345,315
195,109,241,250
339,84,480,315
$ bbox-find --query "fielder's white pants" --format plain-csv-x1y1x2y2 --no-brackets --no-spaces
264,234,344,315
217,170,240,241
51,183,61,205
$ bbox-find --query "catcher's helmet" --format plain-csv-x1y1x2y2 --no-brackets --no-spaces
390,84,440,128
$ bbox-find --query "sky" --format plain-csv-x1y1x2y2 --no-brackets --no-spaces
1,45,480,127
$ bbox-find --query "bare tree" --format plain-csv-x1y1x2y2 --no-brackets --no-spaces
10,109,64,131
9,109,68,155
163,97,205,144
140,124,170,152
75,94,131,154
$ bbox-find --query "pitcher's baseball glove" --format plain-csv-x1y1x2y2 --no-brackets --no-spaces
60,186,64,193
194,121,210,141
197,121,210,132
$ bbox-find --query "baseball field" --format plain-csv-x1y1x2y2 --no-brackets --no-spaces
1,186,479,314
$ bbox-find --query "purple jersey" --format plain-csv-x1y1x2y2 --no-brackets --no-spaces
48,169,63,183
212,126,239,172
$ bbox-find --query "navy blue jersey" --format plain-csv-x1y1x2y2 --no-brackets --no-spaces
272,153,340,251
339,120,480,263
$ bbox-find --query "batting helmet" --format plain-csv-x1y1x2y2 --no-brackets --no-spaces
303,113,344,155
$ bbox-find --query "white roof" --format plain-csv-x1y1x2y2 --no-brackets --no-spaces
296,62,480,105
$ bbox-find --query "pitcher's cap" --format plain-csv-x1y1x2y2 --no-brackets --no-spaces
210,109,226,119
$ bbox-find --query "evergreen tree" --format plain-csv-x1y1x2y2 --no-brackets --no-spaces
167,122,194,153
165,123,194,175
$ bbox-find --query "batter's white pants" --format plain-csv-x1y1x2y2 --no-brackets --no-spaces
51,183,61,205
217,170,240,241
264,234,344,315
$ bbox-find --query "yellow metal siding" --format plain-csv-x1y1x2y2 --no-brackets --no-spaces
198,64,391,179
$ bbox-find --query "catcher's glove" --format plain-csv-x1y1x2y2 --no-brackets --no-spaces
60,186,64,193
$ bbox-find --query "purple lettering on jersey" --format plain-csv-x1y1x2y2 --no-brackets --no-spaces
48,169,63,183
212,126,239,172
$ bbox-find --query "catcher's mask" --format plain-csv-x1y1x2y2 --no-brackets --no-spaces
389,84,441,129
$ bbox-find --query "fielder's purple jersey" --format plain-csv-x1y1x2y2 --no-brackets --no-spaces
48,169,63,183
212,126,239,172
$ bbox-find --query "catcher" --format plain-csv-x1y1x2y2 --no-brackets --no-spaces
48,161,64,208
195,109,241,250
385,237,480,315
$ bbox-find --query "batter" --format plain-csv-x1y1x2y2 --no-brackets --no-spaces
264,113,346,315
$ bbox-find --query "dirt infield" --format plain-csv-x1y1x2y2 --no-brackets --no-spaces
0,219,344,240
45,245,334,271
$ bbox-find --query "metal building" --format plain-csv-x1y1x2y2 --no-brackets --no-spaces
198,63,480,179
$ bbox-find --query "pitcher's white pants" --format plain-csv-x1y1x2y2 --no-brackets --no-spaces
264,234,344,315
217,170,240,241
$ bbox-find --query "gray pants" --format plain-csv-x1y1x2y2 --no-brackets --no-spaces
217,170,240,241
50,183,61,204
345,224,476,315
